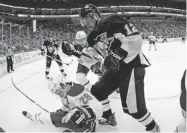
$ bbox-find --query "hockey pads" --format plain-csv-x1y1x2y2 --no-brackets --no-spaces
41,49,45,56
90,61,105,76
61,105,96,131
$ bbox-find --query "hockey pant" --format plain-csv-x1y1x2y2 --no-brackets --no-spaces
45,54,63,76
91,65,156,131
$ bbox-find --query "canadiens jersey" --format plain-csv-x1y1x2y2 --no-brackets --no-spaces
87,14,150,67
43,40,59,54
61,83,102,119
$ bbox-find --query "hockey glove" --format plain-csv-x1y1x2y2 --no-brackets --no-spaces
104,53,121,72
91,61,105,76
61,41,73,56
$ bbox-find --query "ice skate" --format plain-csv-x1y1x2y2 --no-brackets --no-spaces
99,113,118,129
148,123,160,133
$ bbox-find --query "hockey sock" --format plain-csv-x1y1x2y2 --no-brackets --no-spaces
101,99,112,118
136,111,156,131
45,67,50,75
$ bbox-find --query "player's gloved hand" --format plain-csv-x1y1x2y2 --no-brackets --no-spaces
61,41,73,56
61,107,82,124
41,49,45,56
104,53,121,72
91,61,105,76
52,54,57,59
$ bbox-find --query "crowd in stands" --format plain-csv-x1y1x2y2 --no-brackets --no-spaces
0,18,186,56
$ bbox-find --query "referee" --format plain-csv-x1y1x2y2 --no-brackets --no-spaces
5,46,14,73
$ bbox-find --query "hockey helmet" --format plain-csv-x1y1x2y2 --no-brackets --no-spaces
75,31,86,40
75,31,87,46
80,4,100,18
48,76,73,97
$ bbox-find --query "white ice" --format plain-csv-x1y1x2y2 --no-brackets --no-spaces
0,40,186,132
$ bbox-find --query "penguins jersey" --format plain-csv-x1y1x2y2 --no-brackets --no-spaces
87,14,150,68
43,40,59,54
60,83,102,119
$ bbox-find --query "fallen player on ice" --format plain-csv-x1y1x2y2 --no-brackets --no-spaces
22,75,102,132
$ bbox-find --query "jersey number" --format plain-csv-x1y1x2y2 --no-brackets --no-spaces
124,23,138,35
79,93,92,104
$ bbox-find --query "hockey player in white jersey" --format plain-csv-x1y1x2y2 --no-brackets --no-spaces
148,32,157,51
22,76,102,132
61,31,104,91
175,69,186,132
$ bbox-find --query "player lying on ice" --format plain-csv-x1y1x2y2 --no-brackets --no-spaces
22,75,102,133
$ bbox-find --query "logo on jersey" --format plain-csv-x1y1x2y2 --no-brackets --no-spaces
94,32,124,60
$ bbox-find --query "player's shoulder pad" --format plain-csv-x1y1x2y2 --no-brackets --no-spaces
67,83,84,97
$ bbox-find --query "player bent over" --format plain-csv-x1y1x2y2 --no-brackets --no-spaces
79,4,160,132
22,76,102,132
175,69,186,132
41,38,65,79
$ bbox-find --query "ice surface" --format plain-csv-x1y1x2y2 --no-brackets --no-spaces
0,40,186,132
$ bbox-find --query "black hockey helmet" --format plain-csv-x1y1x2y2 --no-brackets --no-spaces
80,4,100,18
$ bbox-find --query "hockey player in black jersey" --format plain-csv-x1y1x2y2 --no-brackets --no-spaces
79,4,160,132
41,38,65,79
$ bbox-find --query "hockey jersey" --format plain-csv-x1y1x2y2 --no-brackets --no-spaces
148,35,156,42
60,83,102,120
87,14,150,68
43,39,59,54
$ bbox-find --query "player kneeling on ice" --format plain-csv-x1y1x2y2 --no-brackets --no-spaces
22,76,102,132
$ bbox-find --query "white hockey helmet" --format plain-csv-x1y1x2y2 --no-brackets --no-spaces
48,76,73,97
75,31,86,40
75,31,87,46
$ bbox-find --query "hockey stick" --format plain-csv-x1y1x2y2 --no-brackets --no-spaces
11,76,50,113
